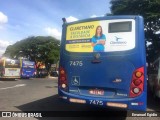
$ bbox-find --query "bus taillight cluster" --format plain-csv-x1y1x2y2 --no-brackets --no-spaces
130,67,144,97
59,67,68,91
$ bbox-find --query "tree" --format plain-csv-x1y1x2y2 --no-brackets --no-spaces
3,36,60,70
110,0,160,65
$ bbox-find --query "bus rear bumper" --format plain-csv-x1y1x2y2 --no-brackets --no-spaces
21,75,33,78
59,89,147,111
1,76,20,79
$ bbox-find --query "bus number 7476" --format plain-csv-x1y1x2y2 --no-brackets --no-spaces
70,61,83,66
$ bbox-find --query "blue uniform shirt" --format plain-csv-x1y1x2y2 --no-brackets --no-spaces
91,34,106,52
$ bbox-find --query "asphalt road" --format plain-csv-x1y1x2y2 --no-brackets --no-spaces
0,78,159,120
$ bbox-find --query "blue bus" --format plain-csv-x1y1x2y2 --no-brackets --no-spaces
21,60,36,79
58,16,147,111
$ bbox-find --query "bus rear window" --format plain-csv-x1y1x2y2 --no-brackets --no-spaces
5,60,20,68
23,66,34,68
109,22,132,33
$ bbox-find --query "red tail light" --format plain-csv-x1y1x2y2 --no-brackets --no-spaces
133,79,142,86
59,67,68,91
129,67,144,97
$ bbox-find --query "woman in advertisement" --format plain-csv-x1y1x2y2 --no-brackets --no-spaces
91,25,106,52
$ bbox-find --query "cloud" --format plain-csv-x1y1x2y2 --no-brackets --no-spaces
66,16,78,22
0,50,5,57
0,40,12,56
0,40,11,49
146,41,152,46
45,16,78,40
45,27,61,40
90,14,105,18
0,12,8,30
0,12,8,24
156,31,160,34
90,15,97,18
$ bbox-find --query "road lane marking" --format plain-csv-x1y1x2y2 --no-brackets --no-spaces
15,84,26,87
0,84,26,90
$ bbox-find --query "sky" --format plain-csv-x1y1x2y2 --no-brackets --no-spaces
0,0,111,56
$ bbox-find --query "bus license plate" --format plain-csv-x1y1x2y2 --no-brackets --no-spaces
89,89,104,95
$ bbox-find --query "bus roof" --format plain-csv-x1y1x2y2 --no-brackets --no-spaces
63,15,142,26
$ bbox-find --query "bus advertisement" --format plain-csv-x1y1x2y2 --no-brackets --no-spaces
58,16,147,111
21,60,36,78
0,58,21,79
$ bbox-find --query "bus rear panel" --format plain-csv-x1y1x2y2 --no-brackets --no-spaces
58,16,147,111
21,60,36,78
0,59,21,79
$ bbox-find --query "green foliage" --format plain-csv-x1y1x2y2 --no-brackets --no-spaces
110,0,160,64
3,36,60,69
